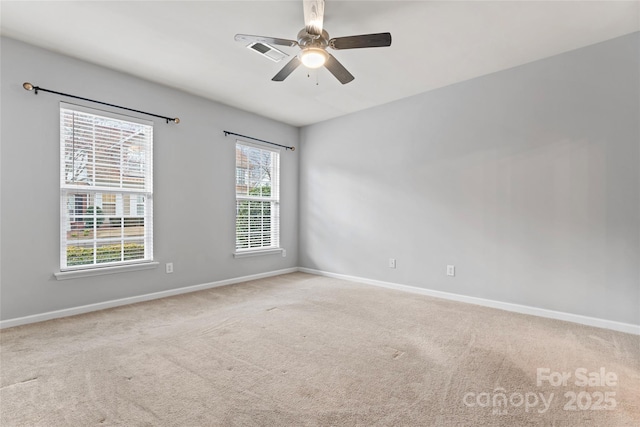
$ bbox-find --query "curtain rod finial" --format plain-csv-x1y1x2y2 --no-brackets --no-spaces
173,118,180,124
290,146,295,151
23,82,34,91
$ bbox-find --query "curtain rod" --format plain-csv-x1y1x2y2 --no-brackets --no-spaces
224,130,295,151
22,82,180,124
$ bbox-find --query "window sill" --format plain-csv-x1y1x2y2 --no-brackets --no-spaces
54,261,159,280
233,248,284,258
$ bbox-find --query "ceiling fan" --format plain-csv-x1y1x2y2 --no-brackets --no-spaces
235,0,392,84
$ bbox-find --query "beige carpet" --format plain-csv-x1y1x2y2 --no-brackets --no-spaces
1,272,638,426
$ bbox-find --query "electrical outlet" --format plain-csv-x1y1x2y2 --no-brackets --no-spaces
447,265,455,276
166,262,174,274
389,258,397,269
282,249,287,258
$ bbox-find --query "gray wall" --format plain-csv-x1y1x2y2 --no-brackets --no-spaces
0,37,299,321
2,33,639,326
299,33,639,325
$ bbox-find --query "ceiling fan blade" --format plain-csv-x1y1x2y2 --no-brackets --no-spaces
235,34,298,48
272,57,302,82
329,33,392,50
324,54,354,85
303,0,325,36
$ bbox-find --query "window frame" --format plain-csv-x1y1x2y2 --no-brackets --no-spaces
56,103,155,277
234,139,282,257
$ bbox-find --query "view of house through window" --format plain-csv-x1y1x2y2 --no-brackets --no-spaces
235,141,280,251
60,104,153,270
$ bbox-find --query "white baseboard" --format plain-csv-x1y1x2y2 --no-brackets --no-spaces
298,267,640,336
0,268,298,329
4,266,638,336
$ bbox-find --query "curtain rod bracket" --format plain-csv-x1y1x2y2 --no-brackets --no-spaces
22,82,179,124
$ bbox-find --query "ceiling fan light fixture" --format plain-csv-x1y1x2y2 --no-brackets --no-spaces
300,48,328,69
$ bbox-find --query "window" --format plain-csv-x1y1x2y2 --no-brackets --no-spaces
60,104,153,271
236,167,247,185
101,193,116,216
235,141,280,252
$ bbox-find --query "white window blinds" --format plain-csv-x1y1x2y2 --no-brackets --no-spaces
235,141,280,251
60,104,153,270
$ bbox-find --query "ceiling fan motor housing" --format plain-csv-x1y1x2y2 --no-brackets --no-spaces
297,29,329,49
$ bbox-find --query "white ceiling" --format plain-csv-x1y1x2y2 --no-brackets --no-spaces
1,1,638,127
